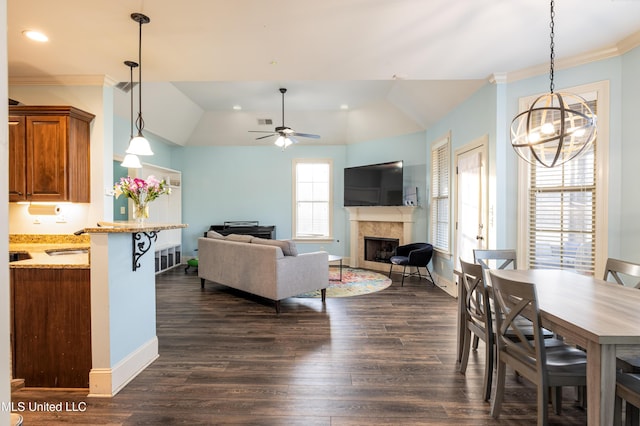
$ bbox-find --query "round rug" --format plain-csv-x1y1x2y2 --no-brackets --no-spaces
296,267,392,298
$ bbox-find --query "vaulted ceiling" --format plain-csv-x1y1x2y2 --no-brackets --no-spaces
8,0,640,146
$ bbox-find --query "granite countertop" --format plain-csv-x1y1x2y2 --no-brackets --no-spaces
83,221,188,234
9,234,90,269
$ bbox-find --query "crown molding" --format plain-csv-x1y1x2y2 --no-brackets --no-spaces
9,74,118,87
504,29,640,84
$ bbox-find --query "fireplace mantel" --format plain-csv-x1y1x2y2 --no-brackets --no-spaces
345,206,417,222
345,206,419,271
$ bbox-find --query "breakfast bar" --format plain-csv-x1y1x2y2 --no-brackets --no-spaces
83,221,187,397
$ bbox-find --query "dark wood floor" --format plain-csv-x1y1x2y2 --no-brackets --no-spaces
12,267,587,425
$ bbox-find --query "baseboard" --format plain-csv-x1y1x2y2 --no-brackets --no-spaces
433,272,457,298
88,337,159,397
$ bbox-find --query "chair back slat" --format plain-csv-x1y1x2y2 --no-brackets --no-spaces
489,271,546,373
474,249,517,271
460,259,492,336
603,258,640,288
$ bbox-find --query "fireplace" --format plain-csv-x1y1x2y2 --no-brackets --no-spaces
364,237,399,263
345,206,418,273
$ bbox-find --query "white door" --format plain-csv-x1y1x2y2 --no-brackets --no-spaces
454,138,488,270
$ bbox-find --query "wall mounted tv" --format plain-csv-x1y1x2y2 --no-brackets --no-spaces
344,161,404,207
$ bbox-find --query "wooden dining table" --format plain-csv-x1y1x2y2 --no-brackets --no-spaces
488,269,640,426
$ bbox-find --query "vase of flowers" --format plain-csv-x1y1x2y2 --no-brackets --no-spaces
114,175,171,224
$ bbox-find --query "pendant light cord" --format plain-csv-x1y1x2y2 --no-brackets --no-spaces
130,63,135,138
549,0,555,94
136,17,145,135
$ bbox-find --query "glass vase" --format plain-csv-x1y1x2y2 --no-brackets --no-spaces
132,201,149,224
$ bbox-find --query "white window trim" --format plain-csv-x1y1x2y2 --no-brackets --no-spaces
292,158,334,241
431,133,451,255
516,80,609,276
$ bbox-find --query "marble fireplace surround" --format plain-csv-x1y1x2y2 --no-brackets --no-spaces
345,206,418,273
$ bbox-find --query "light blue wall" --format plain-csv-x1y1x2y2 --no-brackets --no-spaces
170,132,428,258
425,83,498,280
171,144,347,257
107,233,156,364
620,45,640,261
345,131,429,244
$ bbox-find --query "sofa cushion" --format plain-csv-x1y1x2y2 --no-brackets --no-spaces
206,230,225,239
225,233,255,243
252,238,298,256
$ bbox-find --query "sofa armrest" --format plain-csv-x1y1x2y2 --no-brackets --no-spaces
275,251,329,300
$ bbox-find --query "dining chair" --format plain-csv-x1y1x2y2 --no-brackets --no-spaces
473,249,517,271
489,271,587,425
614,371,640,426
459,259,494,401
604,258,640,375
604,257,640,289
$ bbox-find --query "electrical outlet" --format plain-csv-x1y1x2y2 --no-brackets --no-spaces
120,206,126,215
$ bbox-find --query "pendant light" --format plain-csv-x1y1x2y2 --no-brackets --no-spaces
125,12,154,156
510,0,597,168
121,60,142,169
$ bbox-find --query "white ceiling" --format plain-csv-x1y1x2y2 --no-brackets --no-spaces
8,0,640,146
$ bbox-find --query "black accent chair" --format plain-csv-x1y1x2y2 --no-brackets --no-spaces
388,243,435,286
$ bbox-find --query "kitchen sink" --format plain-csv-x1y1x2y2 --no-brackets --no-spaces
45,249,89,256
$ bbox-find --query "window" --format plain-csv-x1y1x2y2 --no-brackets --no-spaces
518,82,609,275
431,135,450,253
293,159,333,240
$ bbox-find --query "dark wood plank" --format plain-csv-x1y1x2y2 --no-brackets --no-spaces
12,268,587,425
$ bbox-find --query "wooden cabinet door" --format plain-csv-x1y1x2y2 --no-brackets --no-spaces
26,115,69,201
12,268,91,388
8,116,27,201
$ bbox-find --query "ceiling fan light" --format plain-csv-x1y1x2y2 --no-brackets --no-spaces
126,135,154,156
283,137,293,148
121,153,142,168
274,136,286,148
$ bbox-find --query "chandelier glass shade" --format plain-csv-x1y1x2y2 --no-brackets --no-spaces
510,92,597,168
510,0,597,168
121,153,142,168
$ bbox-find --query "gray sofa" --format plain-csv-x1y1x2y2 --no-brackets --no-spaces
198,233,329,312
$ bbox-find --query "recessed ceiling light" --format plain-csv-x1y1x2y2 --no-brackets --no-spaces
340,104,349,110
233,105,242,111
22,30,49,42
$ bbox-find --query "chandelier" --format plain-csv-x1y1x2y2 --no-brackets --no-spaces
510,0,597,168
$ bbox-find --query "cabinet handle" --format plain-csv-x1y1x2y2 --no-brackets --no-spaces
17,191,23,196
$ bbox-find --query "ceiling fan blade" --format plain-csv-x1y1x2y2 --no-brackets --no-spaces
249,130,276,134
291,132,320,139
255,134,276,140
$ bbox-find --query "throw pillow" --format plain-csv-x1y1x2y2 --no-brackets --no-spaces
206,230,225,239
251,238,298,256
225,234,254,243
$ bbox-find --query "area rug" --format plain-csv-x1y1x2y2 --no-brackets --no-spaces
296,267,392,298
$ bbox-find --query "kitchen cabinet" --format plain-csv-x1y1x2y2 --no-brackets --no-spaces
11,267,91,388
9,106,95,202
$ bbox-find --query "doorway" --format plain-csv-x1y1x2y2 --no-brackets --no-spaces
454,136,488,270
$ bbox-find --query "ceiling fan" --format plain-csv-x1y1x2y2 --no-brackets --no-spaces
249,88,320,149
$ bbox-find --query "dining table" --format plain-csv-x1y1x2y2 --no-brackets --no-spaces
487,268,640,426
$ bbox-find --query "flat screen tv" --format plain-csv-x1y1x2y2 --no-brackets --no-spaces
344,161,403,206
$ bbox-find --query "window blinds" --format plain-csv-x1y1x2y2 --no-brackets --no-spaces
431,140,450,252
